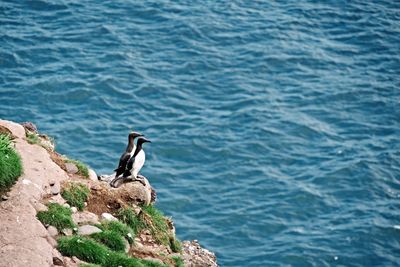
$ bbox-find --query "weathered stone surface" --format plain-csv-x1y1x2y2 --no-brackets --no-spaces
78,225,102,236
101,212,118,221
65,163,78,174
88,169,98,181
21,121,38,133
32,201,48,212
63,203,71,208
46,236,58,248
71,207,78,213
182,240,218,267
51,181,61,195
72,211,99,225
48,194,66,205
52,249,64,266
47,226,58,237
62,229,73,236
0,119,69,267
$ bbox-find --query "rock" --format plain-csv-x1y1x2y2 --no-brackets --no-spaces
78,225,102,236
98,173,116,183
2,195,9,201
33,202,48,212
47,226,58,237
46,236,58,248
62,228,73,236
63,203,71,208
52,249,64,266
124,239,130,253
72,211,99,225
88,169,98,181
49,179,56,186
182,240,218,267
71,207,78,213
49,194,66,205
65,163,79,174
51,181,61,195
151,187,157,204
21,121,38,133
101,212,118,221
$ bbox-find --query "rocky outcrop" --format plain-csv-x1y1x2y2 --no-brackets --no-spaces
0,119,218,267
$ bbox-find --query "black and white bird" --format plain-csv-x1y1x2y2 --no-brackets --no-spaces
113,131,144,179
111,137,151,187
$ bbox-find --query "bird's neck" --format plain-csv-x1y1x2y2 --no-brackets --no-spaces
132,143,142,158
126,137,135,152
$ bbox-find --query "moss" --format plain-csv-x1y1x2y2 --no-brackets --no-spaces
58,236,168,267
97,220,135,244
0,134,22,196
26,132,40,144
117,207,146,235
90,230,126,252
65,158,89,178
37,203,75,231
61,182,90,210
171,256,185,267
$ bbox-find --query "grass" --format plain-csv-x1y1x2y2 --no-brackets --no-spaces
117,207,146,235
80,264,101,267
117,205,182,252
0,134,22,195
58,236,169,267
61,182,90,210
65,158,89,178
90,230,126,252
37,203,75,231
26,132,40,144
96,220,135,244
171,256,184,267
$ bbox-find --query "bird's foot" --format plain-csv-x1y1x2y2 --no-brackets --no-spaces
110,177,124,188
133,176,146,186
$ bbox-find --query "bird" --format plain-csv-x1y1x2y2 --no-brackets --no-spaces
113,131,144,179
111,137,151,187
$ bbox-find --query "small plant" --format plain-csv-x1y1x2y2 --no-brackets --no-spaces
80,264,101,267
170,237,182,253
90,230,126,252
171,256,184,267
58,236,168,267
61,182,90,211
97,220,135,244
0,134,22,195
141,205,170,247
26,132,40,144
37,203,75,231
117,208,145,235
65,158,89,178
58,236,108,264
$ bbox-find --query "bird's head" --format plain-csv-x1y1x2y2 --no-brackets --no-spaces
137,137,151,146
129,131,144,139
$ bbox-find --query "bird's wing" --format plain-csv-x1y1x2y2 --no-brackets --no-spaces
123,155,136,177
114,152,130,172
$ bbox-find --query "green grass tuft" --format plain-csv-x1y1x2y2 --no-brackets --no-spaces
0,134,22,195
37,203,75,231
65,159,89,178
58,236,109,264
26,132,40,144
79,264,101,267
118,205,181,251
61,182,90,211
117,208,146,235
90,230,126,252
141,205,170,246
170,237,182,253
97,220,135,244
58,236,168,267
171,256,185,267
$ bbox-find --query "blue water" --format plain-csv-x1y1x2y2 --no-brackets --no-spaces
1,1,400,266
